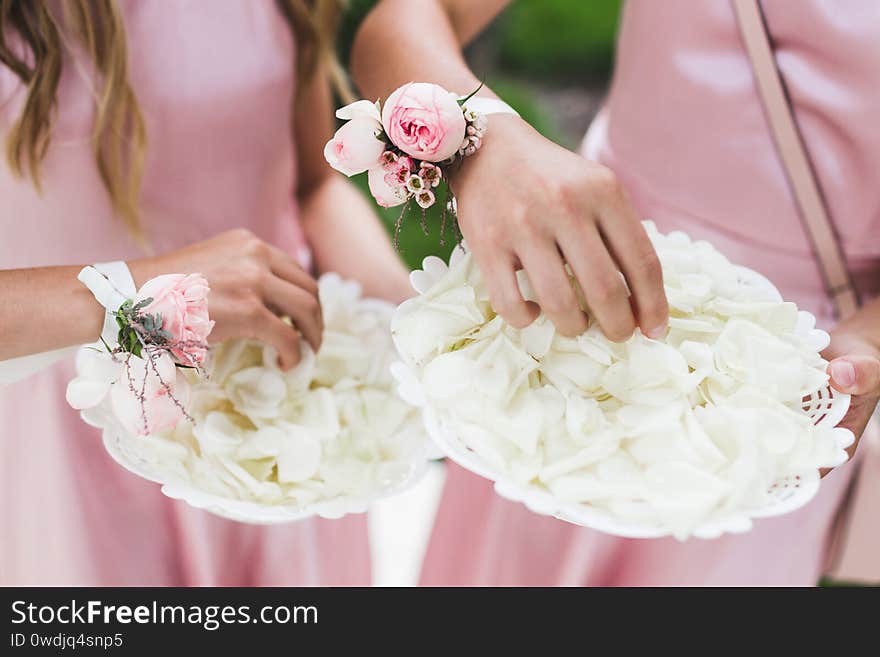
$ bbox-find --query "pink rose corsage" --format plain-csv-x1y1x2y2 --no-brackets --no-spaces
325,82,506,247
67,266,214,436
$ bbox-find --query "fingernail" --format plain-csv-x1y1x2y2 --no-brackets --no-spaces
646,324,667,340
830,360,856,388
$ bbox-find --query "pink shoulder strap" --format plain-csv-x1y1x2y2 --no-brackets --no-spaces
731,0,860,318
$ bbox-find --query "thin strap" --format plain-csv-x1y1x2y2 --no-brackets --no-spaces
731,0,860,318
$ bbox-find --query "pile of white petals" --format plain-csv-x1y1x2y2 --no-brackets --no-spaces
392,222,853,538
77,274,426,515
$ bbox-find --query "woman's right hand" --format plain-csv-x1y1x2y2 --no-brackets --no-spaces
129,229,322,370
450,115,668,341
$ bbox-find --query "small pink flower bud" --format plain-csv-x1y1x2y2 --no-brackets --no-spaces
419,162,441,186
416,189,436,209
380,150,399,170
406,174,426,193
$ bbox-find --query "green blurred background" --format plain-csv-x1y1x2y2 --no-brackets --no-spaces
350,0,623,269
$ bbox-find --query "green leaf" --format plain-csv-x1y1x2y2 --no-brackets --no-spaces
132,297,153,312
458,82,484,106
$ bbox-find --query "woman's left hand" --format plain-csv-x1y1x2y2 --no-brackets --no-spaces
823,331,880,459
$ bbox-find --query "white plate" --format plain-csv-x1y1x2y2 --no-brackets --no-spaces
392,253,855,539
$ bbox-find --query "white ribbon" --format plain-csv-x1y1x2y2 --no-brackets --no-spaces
462,97,520,118
0,261,135,385
77,261,138,345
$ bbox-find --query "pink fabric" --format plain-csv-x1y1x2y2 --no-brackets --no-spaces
0,0,369,585
421,0,880,586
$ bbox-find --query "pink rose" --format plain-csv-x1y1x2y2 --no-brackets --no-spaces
136,273,214,365
111,352,190,436
324,118,386,176
381,83,467,162
368,166,408,208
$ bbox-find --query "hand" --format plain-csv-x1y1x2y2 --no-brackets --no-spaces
449,115,668,341
130,229,322,370
823,331,880,461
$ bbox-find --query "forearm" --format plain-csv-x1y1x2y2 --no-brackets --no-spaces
0,266,104,360
351,0,504,101
300,175,412,303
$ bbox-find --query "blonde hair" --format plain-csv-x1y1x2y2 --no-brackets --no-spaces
0,0,343,241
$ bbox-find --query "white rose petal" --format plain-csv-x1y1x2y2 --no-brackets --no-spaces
66,377,112,411
276,425,323,483
226,366,287,419
194,411,245,456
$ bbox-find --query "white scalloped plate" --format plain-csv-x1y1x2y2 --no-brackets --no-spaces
89,295,433,525
392,251,855,539
101,421,432,524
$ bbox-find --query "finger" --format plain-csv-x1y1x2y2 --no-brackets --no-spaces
266,244,319,296
479,252,539,328
518,240,588,337
263,275,324,353
253,308,303,371
558,224,635,341
828,356,880,395
595,195,668,338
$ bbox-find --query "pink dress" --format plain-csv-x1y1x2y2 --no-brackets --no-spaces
421,0,880,586
0,0,369,585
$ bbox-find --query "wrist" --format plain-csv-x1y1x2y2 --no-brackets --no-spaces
128,256,165,289
447,113,533,188
72,282,107,346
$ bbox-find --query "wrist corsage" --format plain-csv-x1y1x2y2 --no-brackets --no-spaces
324,82,518,246
67,264,214,436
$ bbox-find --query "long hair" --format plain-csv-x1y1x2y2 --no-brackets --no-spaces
0,0,342,241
